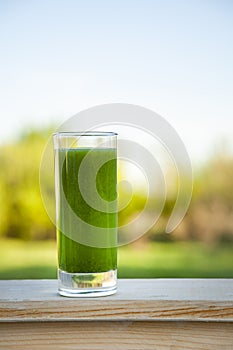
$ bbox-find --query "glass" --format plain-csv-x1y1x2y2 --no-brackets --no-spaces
53,131,117,297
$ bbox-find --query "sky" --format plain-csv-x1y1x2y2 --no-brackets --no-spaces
0,0,233,162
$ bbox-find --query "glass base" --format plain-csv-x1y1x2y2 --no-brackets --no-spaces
58,269,117,297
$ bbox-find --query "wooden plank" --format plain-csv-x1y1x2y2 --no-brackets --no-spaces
0,279,233,322
0,321,232,350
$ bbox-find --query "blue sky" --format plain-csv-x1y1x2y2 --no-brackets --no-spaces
0,0,233,162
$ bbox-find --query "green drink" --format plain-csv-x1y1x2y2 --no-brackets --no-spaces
53,132,117,297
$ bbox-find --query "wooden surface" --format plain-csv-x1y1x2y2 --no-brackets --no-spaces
0,279,233,349
0,279,233,322
0,321,233,350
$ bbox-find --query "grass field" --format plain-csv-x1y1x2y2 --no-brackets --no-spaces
0,239,232,279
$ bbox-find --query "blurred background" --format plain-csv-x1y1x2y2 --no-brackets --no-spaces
0,0,233,279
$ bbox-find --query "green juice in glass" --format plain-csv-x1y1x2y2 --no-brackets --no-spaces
56,147,117,289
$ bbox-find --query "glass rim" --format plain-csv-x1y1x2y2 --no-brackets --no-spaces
53,131,117,137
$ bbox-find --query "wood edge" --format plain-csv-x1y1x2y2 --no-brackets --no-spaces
0,317,233,323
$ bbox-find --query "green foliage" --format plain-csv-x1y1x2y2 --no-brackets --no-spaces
178,154,233,244
0,127,233,245
0,129,55,240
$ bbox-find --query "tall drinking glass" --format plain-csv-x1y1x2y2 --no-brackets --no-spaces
53,132,117,297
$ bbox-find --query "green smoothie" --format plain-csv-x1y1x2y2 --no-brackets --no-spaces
57,148,117,274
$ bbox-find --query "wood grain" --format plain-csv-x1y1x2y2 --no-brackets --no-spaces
0,321,232,350
0,280,233,349
0,279,233,322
